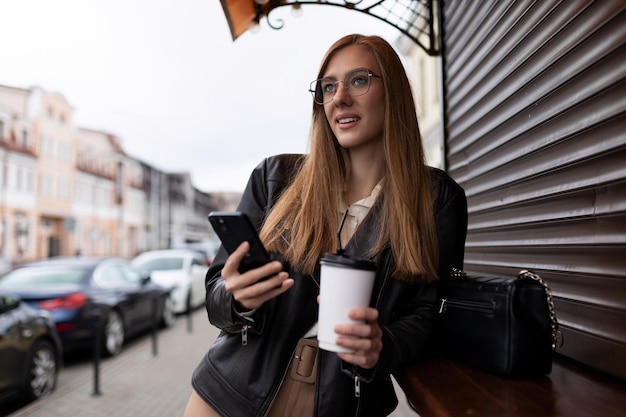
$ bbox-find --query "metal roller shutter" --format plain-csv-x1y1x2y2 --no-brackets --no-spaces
440,0,626,378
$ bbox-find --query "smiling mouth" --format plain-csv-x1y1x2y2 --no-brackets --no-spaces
338,117,360,124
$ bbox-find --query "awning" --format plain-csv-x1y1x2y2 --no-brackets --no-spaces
219,0,441,56
219,0,260,40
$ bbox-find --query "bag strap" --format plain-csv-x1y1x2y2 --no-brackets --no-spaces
518,270,563,350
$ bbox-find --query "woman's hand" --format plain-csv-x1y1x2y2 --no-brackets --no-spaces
334,307,383,369
222,242,294,310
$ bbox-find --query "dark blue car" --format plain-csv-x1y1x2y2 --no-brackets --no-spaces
0,257,175,357
0,292,62,404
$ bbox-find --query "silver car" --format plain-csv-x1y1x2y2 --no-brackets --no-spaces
132,249,209,314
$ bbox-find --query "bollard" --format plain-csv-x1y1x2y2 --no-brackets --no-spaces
151,295,158,357
91,306,103,396
186,296,193,333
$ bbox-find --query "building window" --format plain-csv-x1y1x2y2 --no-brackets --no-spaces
417,58,426,118
40,135,51,157
20,129,28,148
59,142,72,163
39,173,54,197
26,168,33,192
58,177,70,200
16,167,23,190
0,120,4,140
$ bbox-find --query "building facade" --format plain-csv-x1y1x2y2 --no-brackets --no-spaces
0,84,236,270
397,35,445,170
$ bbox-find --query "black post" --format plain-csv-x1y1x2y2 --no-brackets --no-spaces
186,296,193,333
151,295,158,357
92,307,103,396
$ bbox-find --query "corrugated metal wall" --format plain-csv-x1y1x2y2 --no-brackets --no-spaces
440,0,626,379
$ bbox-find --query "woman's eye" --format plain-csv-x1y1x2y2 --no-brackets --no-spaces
322,82,336,93
351,76,367,87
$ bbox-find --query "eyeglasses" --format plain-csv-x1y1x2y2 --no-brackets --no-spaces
309,69,382,105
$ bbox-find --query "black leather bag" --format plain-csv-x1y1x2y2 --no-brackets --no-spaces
436,269,561,378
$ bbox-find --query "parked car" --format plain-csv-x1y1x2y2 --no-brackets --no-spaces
131,249,209,314
0,257,175,357
0,292,62,404
176,241,217,264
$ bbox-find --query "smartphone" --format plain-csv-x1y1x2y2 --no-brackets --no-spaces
208,211,273,274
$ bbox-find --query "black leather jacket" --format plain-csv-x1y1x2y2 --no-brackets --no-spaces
192,154,467,417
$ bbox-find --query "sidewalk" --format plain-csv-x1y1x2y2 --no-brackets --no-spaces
9,308,417,417
8,309,217,417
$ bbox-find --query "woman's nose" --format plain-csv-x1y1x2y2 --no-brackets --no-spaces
333,83,351,105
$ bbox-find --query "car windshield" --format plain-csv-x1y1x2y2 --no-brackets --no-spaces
134,257,183,272
0,266,85,288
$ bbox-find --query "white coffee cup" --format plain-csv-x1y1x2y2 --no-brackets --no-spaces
317,253,377,353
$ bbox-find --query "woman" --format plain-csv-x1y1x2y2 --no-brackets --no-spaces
183,34,467,417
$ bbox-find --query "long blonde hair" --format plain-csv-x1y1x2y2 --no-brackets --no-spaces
259,34,438,283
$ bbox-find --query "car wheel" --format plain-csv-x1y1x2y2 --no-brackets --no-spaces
160,296,176,328
24,339,58,401
103,310,124,357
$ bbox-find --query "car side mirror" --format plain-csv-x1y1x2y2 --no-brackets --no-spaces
139,271,151,285
0,295,21,314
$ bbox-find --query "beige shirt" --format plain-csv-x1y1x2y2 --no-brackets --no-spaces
339,182,382,249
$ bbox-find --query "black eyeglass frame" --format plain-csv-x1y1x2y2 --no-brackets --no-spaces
309,69,382,105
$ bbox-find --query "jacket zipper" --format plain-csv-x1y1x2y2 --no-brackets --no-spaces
439,298,495,314
353,372,363,417
310,256,386,414
354,258,392,415
241,324,250,346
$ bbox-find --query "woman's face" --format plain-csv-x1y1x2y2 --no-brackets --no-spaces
322,45,385,153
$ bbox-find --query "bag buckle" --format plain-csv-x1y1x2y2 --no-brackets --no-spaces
290,338,318,384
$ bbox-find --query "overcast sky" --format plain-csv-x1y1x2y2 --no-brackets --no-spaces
1,0,400,193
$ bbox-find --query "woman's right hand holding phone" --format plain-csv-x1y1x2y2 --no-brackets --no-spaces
222,242,294,310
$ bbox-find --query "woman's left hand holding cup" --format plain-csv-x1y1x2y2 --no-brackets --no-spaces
334,307,383,369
